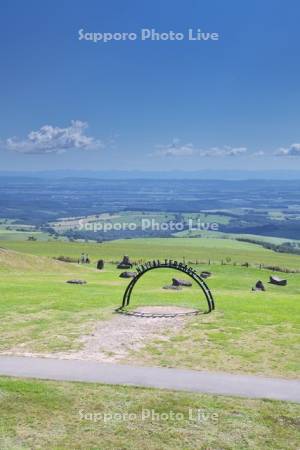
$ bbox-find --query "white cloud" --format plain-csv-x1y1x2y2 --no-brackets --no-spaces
155,140,248,158
201,146,247,157
155,139,196,157
226,147,247,156
5,120,103,154
252,150,265,157
275,143,300,157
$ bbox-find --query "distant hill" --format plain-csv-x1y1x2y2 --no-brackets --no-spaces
0,247,76,272
1,170,300,180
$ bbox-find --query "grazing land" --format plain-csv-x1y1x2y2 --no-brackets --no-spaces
0,237,299,378
0,377,299,450
2,236,300,268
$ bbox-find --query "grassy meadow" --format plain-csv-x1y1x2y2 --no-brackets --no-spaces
0,236,299,377
0,377,299,450
2,236,300,268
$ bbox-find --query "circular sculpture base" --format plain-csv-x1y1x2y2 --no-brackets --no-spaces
115,305,203,318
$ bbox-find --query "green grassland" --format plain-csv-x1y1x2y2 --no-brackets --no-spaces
0,377,299,450
0,237,299,378
2,236,300,268
129,264,300,376
175,229,300,245
0,220,50,241
0,229,51,241
0,236,299,449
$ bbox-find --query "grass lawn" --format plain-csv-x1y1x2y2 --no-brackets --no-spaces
126,264,300,377
0,241,299,378
0,377,299,450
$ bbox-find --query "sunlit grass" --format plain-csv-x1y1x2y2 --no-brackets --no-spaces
0,377,299,450
0,240,299,377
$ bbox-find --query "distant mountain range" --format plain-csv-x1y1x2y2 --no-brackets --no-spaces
0,170,299,180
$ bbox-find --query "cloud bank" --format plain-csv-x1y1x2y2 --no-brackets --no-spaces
155,139,196,157
4,120,103,154
275,143,300,157
155,140,248,157
156,139,300,159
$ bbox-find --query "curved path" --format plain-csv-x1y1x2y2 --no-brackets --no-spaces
0,356,299,403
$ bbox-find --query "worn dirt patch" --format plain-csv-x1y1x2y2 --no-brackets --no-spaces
67,306,192,362
2,306,192,362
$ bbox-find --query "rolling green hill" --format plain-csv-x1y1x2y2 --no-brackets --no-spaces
1,237,300,269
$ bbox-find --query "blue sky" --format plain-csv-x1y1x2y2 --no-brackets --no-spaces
0,0,300,171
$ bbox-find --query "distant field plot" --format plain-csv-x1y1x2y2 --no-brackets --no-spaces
175,230,300,245
1,178,300,239
50,211,231,232
0,229,51,241
0,219,51,241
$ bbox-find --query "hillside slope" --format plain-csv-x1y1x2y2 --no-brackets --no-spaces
0,247,78,273
1,237,300,269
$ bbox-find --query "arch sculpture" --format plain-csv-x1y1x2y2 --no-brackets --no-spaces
116,259,215,314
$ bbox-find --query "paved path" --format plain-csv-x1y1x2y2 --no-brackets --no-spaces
0,356,299,403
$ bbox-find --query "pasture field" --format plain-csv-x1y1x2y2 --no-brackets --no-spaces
2,236,300,268
0,229,50,241
175,229,300,245
0,237,299,378
49,211,231,232
0,220,50,241
0,377,299,450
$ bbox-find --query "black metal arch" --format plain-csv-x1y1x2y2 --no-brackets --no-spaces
117,261,215,314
